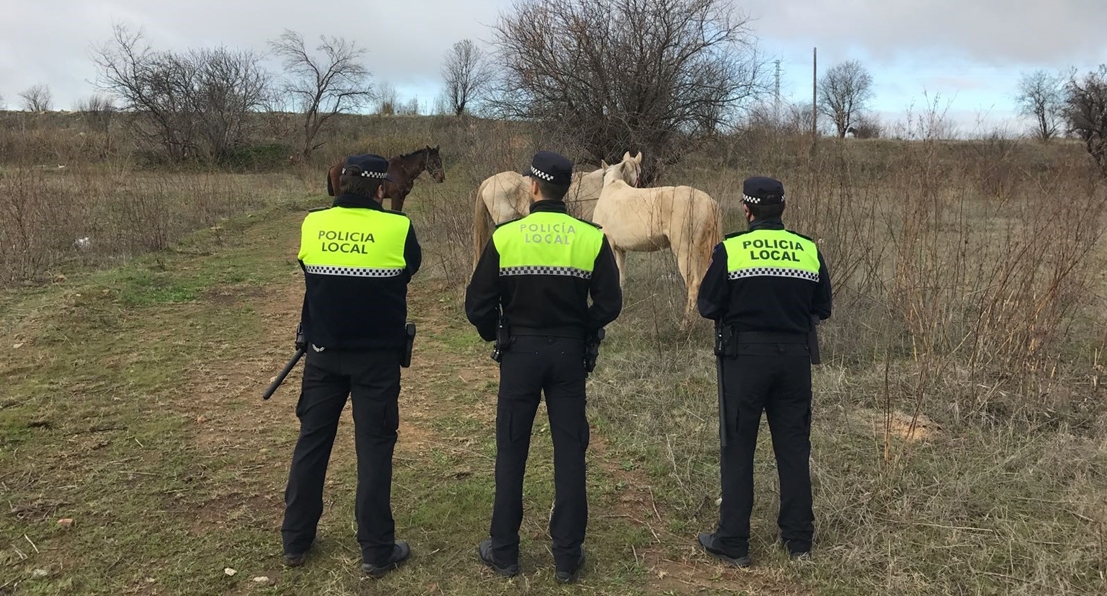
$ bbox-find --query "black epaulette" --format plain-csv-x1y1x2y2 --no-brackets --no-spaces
495,218,522,228
307,206,331,213
724,230,750,239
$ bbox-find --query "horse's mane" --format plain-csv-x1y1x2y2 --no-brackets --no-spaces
398,146,431,159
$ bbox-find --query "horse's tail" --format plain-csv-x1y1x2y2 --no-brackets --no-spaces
473,178,494,271
325,165,334,197
698,194,723,269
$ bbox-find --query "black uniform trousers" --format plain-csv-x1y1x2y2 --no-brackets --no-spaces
716,341,813,556
281,347,401,566
490,335,590,570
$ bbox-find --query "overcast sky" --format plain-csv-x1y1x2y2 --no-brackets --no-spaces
2,0,1105,134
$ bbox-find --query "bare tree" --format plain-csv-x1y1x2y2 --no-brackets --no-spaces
818,60,874,138
190,47,271,161
19,84,53,113
492,0,765,181
92,24,270,162
442,39,494,116
1064,65,1107,176
269,30,373,159
0,93,6,110
1015,69,1065,142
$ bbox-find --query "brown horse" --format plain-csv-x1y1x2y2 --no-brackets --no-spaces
326,145,445,211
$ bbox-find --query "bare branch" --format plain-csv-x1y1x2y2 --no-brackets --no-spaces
268,30,373,159
490,0,766,180
442,39,495,116
1015,70,1065,142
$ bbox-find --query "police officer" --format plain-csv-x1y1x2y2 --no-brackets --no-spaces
281,154,421,578
696,176,832,566
465,151,622,583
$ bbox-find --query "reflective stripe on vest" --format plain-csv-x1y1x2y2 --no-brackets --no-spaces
299,207,409,275
723,229,819,282
493,211,604,278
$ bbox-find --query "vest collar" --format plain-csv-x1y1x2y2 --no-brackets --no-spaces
530,200,568,214
333,194,385,211
748,217,785,231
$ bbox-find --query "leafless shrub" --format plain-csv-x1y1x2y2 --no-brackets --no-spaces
74,94,117,134
491,0,766,181
269,30,373,160
375,81,398,116
92,24,270,163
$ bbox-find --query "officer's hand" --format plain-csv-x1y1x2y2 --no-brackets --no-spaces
295,323,306,351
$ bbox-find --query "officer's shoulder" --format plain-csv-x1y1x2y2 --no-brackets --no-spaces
494,217,522,229
724,230,750,240
785,229,816,242
307,205,331,213
381,208,409,218
567,214,602,230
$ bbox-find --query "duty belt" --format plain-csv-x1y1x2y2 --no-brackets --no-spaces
511,326,586,340
732,331,807,344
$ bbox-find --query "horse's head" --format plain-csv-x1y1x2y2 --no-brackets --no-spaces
424,145,445,183
601,151,643,188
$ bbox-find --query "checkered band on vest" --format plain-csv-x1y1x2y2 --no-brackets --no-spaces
500,266,592,279
530,167,555,181
305,265,404,277
728,267,818,282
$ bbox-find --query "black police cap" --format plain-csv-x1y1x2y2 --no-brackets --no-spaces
342,153,393,182
523,151,573,187
742,176,785,205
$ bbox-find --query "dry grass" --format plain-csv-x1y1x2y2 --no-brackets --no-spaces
2,113,1106,594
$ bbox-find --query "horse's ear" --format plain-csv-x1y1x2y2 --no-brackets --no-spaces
635,151,642,163
622,151,631,161
600,160,609,169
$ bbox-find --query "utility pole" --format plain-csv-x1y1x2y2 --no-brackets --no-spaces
774,59,782,117
812,47,818,150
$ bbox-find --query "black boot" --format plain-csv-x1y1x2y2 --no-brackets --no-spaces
478,539,520,577
555,550,585,584
697,533,751,567
361,541,411,578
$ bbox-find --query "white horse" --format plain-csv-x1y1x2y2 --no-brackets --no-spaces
472,152,643,269
591,161,722,324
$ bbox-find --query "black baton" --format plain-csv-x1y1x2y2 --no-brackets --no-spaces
262,348,305,400
714,324,727,448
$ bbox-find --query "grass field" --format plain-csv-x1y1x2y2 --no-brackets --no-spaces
2,118,1107,594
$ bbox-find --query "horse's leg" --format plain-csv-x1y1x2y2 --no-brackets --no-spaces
613,248,627,286
392,194,405,212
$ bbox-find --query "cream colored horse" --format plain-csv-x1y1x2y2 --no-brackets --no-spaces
472,152,643,269
591,162,722,324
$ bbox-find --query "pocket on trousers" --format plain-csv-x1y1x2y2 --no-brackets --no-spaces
496,408,531,444
294,391,307,418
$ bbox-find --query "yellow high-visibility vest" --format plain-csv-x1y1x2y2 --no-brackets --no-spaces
723,229,820,282
299,207,410,277
493,211,604,278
